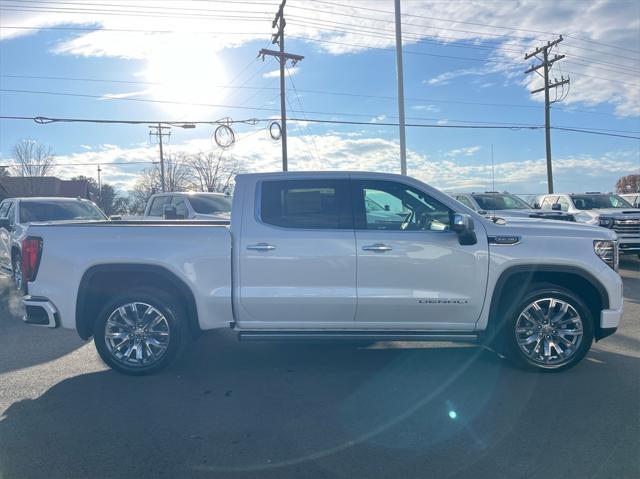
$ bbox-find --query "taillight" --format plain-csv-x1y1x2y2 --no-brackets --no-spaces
21,237,43,283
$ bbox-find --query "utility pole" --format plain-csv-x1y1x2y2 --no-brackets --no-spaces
525,35,570,194
149,124,171,192
258,0,304,171
394,0,407,176
97,164,102,209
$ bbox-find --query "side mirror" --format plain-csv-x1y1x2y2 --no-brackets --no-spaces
477,209,488,216
109,215,122,221
451,213,477,246
551,203,562,211
0,218,10,230
163,204,178,220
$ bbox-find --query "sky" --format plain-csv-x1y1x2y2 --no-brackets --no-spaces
0,0,639,195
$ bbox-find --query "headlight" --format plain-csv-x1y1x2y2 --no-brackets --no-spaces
598,216,614,228
594,240,618,271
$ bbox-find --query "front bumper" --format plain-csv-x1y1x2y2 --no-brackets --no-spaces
600,305,623,330
22,296,59,328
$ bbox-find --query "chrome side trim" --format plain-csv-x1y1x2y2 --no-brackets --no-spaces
238,331,478,342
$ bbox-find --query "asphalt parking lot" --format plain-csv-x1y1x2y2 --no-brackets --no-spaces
1,259,638,479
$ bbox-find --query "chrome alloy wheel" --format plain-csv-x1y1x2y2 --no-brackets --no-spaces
515,298,584,366
104,302,171,368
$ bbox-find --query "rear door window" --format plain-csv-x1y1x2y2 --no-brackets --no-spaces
540,196,558,210
148,196,169,216
455,195,475,210
171,196,188,218
260,179,353,229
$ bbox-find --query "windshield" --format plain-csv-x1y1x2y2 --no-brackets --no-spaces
20,201,106,222
472,194,531,211
188,194,232,215
571,194,632,210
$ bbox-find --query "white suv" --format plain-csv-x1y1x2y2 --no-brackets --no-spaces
144,192,231,221
536,192,640,255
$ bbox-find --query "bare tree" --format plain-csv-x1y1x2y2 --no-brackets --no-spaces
615,174,640,194
129,155,192,214
11,139,56,177
164,154,193,192
186,152,240,193
130,167,161,215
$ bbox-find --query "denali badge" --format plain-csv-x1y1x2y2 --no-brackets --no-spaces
418,299,470,304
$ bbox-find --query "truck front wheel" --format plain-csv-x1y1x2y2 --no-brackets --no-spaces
93,288,185,375
502,284,594,372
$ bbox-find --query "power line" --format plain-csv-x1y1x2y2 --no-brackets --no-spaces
1,115,638,139
0,3,273,21
257,0,305,171
286,64,322,164
311,0,640,56
2,72,629,117
0,160,157,168
525,36,570,193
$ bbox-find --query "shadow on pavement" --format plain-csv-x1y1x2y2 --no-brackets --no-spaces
0,278,86,375
1,332,638,479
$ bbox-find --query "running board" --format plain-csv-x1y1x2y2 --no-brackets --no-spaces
237,330,478,342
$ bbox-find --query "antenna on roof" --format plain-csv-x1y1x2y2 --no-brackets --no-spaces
491,144,495,193
491,144,496,220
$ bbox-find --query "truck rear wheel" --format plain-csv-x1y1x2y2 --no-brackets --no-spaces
93,288,185,375
502,284,594,372
12,252,26,294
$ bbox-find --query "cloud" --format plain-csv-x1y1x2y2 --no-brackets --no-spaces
44,131,639,195
99,90,149,100
263,67,298,79
411,104,440,112
3,1,637,117
425,67,488,86
370,115,387,123
446,146,481,157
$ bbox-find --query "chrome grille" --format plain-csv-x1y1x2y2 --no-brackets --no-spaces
612,218,640,235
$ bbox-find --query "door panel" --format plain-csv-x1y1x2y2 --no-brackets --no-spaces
237,179,357,327
353,180,489,328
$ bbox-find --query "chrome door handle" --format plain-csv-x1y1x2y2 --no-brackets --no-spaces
362,243,392,252
246,243,276,251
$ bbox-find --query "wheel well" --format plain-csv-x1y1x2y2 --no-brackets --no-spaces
76,264,201,340
487,266,608,340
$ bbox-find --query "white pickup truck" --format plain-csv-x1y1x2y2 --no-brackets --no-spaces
21,172,623,374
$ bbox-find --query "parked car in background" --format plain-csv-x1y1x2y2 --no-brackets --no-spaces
536,192,640,256
21,172,622,375
0,197,107,291
620,193,640,208
451,192,576,222
144,192,232,220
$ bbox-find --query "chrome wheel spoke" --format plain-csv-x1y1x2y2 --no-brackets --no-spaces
118,306,137,328
106,331,130,340
515,297,583,366
105,302,171,368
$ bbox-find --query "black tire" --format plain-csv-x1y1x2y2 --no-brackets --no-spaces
93,288,186,375
500,283,594,372
12,252,27,295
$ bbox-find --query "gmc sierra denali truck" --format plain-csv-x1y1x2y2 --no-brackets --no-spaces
536,192,640,256
20,172,623,375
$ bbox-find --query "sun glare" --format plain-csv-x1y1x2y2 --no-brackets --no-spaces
145,39,227,117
